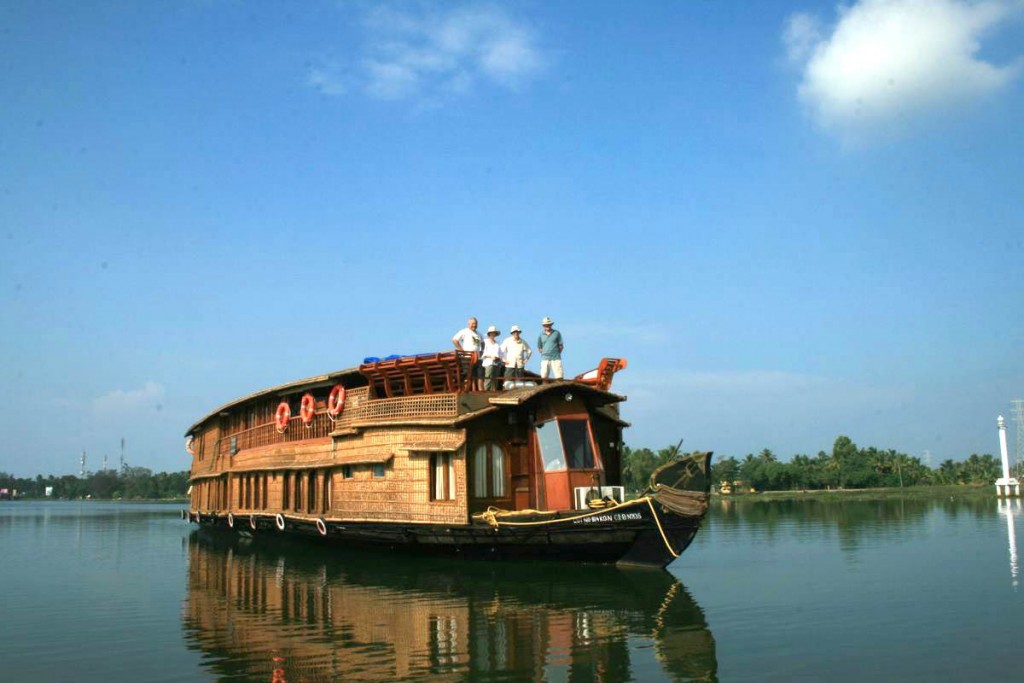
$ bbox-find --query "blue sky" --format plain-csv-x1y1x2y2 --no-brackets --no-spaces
2,0,1023,477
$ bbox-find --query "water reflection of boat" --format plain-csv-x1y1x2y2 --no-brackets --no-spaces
183,531,717,682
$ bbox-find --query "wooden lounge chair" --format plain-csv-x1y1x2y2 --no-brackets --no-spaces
574,357,627,391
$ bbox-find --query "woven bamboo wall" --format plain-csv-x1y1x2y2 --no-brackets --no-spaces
331,427,468,525
195,426,468,526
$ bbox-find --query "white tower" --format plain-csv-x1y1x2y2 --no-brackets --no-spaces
996,416,1020,497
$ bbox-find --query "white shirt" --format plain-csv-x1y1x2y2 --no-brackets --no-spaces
452,327,482,352
500,336,532,368
481,337,502,367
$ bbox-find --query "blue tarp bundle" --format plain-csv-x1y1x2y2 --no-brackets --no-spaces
362,354,413,364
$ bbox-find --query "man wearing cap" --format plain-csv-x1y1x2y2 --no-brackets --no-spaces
537,317,564,380
481,326,503,391
500,325,533,386
452,317,483,389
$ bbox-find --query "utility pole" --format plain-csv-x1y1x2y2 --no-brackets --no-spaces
80,450,86,477
120,437,125,473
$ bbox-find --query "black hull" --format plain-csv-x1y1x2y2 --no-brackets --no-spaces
186,497,705,569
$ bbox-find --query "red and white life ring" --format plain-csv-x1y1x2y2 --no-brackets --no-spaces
227,512,235,528
300,393,316,426
250,515,258,531
275,402,291,433
316,518,327,536
327,385,347,420
275,513,286,531
185,436,195,455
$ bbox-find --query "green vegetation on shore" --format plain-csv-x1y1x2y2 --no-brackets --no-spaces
623,435,1011,495
0,467,189,500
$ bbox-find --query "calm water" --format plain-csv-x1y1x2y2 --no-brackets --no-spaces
1,497,1022,682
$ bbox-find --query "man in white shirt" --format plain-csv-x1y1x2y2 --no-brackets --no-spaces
452,317,483,389
500,325,532,387
481,326,503,391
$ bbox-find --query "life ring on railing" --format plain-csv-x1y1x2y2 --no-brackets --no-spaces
250,515,258,531
185,436,195,455
227,513,234,528
275,513,286,531
327,385,347,420
316,518,327,536
275,402,291,433
196,512,202,524
300,393,316,426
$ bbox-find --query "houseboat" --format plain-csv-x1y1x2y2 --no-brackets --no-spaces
184,351,711,568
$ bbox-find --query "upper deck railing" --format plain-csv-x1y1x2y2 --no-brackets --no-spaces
206,355,626,460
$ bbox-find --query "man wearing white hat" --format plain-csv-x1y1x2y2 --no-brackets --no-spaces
481,326,503,391
500,325,533,386
537,317,564,380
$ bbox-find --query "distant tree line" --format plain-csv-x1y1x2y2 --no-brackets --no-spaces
623,435,1010,493
0,467,189,500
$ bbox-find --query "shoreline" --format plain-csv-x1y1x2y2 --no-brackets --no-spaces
712,484,997,502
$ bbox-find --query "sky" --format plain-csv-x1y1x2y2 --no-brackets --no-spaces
2,0,1023,477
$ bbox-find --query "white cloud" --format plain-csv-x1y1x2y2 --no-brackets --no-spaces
93,382,166,417
784,0,1024,139
618,369,914,456
310,3,543,102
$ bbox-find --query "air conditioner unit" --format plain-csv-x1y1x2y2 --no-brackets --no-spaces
574,485,626,510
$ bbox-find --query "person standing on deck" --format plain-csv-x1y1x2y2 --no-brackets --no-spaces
500,325,532,387
481,326,503,391
452,317,483,390
537,317,564,380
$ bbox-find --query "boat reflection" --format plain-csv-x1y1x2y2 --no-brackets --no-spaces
183,531,717,682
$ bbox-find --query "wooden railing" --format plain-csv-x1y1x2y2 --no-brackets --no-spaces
215,385,460,458
217,411,334,457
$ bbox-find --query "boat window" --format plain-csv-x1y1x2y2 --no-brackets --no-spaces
341,465,353,479
372,463,386,478
472,443,506,498
560,420,595,469
322,471,330,513
307,471,317,511
536,421,566,472
537,419,596,471
430,453,455,501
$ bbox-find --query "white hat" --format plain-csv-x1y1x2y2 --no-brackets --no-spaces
510,325,522,333
486,325,500,335
541,317,554,326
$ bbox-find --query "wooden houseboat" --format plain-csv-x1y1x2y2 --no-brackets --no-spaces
184,351,711,568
